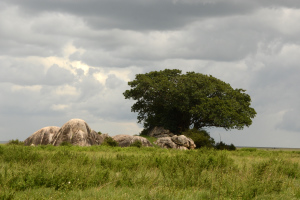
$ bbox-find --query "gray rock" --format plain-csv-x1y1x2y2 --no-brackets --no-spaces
154,135,196,150
154,137,177,149
51,119,103,146
98,133,110,141
112,134,153,147
172,135,190,148
148,127,174,138
24,126,60,146
131,136,153,147
112,135,133,147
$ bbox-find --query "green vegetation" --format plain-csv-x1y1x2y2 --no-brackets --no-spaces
129,140,142,148
6,139,24,146
215,141,236,151
102,137,119,147
60,141,72,147
182,129,215,148
123,69,256,134
0,145,299,199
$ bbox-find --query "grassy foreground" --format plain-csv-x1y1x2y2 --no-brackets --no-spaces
0,145,299,200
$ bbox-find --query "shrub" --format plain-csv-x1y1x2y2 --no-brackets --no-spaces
0,145,4,155
6,139,24,146
97,131,102,135
0,189,15,200
102,137,118,147
215,141,236,151
182,129,215,148
60,141,72,147
130,140,142,148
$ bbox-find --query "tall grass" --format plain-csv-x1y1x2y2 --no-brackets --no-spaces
0,145,299,199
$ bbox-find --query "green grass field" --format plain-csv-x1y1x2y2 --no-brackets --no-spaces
0,144,299,200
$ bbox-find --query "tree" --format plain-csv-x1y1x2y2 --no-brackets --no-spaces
123,69,256,134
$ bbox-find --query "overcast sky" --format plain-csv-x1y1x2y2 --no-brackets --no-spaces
0,0,299,147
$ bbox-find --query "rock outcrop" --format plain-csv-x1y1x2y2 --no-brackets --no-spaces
24,126,60,146
148,127,174,138
112,135,153,147
98,133,110,141
51,119,104,146
154,135,196,150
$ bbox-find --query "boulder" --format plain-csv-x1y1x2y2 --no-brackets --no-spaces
154,135,196,150
148,127,174,138
171,135,196,149
24,126,60,146
131,136,153,147
98,133,110,141
112,135,153,147
51,119,104,146
154,137,177,149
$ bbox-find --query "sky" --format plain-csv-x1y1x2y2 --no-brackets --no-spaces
0,0,299,148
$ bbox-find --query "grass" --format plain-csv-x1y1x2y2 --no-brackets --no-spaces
0,144,299,199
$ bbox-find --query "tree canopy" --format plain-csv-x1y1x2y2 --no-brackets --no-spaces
123,69,256,134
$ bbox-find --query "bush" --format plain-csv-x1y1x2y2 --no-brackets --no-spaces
97,131,102,135
130,140,142,148
60,141,72,147
215,141,236,151
6,139,24,146
182,129,215,148
102,137,118,147
0,145,4,155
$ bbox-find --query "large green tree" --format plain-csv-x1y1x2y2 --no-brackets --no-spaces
123,69,256,134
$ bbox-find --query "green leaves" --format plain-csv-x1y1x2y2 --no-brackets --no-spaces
124,69,256,133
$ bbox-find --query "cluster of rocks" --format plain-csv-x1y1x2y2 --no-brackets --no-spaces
112,135,152,147
24,119,153,148
149,127,196,150
154,135,196,150
24,119,196,150
24,119,109,146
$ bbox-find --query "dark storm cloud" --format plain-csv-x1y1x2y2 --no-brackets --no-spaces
3,0,300,63
4,0,257,30
0,5,70,57
5,0,300,32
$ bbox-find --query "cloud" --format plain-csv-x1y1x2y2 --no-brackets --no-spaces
0,59,75,86
277,109,300,132
0,4,84,57
105,74,125,89
69,7,300,67
4,0,257,30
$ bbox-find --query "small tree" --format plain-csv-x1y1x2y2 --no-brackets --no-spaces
124,69,256,134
